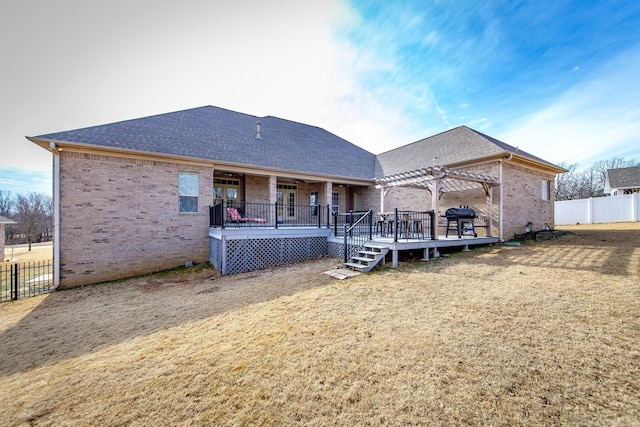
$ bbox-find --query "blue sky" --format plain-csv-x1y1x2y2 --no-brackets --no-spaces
1,0,639,196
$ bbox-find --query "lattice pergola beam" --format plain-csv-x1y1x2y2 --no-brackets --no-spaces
375,166,500,193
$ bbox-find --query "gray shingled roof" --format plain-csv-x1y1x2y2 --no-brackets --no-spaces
35,106,377,180
375,125,560,177
33,107,561,181
606,165,640,188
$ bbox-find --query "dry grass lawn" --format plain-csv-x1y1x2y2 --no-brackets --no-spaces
1,223,639,425
2,242,52,264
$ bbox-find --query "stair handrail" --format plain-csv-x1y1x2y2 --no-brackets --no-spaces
343,210,373,262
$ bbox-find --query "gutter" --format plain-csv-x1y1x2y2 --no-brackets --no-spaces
498,153,513,242
49,142,61,290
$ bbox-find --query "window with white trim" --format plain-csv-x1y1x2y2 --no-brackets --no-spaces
179,172,199,212
310,191,319,216
541,179,551,201
332,191,340,213
213,178,239,206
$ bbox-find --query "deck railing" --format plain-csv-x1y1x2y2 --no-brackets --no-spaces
343,210,373,262
376,209,436,242
209,203,436,242
332,211,370,236
210,201,333,229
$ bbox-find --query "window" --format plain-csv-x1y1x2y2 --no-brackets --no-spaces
213,178,239,206
541,180,551,201
179,172,199,212
332,191,340,213
310,191,319,216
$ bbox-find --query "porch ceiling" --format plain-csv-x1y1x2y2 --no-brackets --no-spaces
374,166,500,194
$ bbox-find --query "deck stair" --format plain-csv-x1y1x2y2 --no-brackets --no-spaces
344,243,389,273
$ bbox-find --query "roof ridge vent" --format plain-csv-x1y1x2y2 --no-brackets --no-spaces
256,121,262,139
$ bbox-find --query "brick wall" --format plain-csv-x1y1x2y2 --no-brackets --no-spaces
501,162,556,239
58,151,213,288
245,175,269,204
0,224,5,261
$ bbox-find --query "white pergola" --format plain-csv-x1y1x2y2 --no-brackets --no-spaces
375,166,501,238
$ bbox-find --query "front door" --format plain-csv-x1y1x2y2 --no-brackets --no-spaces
214,178,240,206
354,193,364,212
277,184,297,223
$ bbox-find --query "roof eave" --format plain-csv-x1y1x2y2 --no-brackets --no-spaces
446,151,567,174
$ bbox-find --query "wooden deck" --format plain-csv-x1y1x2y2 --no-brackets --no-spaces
328,234,500,268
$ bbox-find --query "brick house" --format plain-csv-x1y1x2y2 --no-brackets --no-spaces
27,105,564,288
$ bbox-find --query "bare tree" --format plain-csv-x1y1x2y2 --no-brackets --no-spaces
42,194,53,240
14,192,49,251
0,190,13,217
555,157,640,200
554,162,578,200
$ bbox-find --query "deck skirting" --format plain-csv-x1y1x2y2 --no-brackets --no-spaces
210,227,330,275
210,227,499,275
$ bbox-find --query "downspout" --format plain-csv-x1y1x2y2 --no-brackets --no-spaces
49,142,61,289
499,153,513,242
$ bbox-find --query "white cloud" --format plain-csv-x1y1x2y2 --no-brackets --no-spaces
498,47,640,167
0,168,52,195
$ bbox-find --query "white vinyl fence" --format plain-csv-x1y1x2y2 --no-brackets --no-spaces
555,193,640,225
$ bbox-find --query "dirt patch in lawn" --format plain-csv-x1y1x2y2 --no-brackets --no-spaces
1,223,639,425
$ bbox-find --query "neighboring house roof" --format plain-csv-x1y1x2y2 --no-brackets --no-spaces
605,165,640,192
375,126,564,177
29,106,563,181
31,106,377,181
0,215,16,225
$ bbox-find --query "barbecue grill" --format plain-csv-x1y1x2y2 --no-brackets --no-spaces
444,207,477,238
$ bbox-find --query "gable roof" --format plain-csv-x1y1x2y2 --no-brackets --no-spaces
30,106,377,181
606,165,640,189
375,125,564,176
29,107,564,182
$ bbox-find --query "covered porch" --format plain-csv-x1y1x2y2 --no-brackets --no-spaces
375,165,501,240
208,165,503,274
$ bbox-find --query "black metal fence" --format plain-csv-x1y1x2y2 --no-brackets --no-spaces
1,260,53,302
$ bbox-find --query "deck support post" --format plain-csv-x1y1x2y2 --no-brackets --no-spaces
421,248,430,261
392,249,398,268
221,236,227,275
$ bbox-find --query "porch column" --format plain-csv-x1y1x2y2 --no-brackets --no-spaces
430,179,442,240
487,186,494,237
324,181,333,211
379,187,391,213
483,182,494,238
269,175,277,224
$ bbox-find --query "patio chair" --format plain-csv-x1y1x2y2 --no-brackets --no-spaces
226,207,266,224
